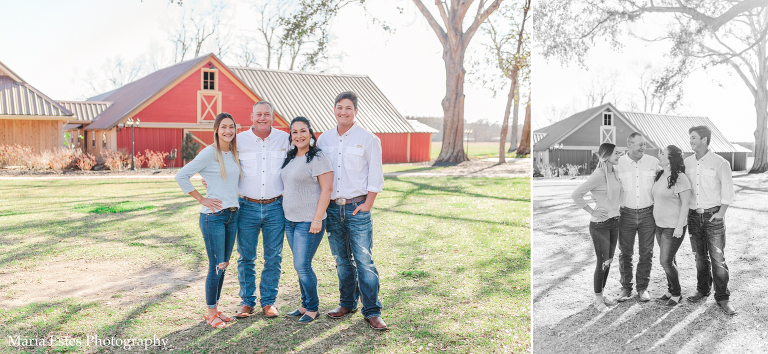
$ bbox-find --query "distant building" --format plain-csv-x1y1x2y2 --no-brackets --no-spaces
0,61,73,151
1,54,437,164
533,103,749,172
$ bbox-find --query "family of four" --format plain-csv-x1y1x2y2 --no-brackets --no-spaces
572,126,735,315
175,91,388,330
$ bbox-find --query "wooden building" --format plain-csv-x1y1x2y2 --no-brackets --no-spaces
0,61,73,151
533,103,748,173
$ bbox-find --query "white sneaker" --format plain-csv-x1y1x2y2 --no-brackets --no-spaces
639,290,651,302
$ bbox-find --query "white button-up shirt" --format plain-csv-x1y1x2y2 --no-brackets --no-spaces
317,123,384,199
616,154,659,209
684,150,734,209
237,127,290,199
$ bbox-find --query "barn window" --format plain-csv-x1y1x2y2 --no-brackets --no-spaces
602,112,613,126
202,69,218,91
102,132,107,149
92,132,95,147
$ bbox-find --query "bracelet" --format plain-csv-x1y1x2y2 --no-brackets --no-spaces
311,220,321,223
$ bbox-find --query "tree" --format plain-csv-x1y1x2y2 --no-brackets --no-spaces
634,62,687,114
516,90,531,156
480,0,531,163
77,55,146,98
169,2,230,63
413,0,504,163
536,0,768,173
182,133,201,164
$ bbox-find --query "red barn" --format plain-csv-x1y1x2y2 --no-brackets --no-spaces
533,102,748,173
75,53,434,165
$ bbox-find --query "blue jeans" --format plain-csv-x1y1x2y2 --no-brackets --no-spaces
688,208,730,301
285,220,325,312
326,201,382,318
237,197,285,308
199,208,239,308
589,217,619,294
656,226,686,297
619,206,656,292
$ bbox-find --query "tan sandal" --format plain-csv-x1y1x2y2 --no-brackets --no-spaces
204,314,227,329
217,311,234,322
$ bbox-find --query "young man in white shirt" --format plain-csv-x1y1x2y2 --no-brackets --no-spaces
317,91,387,330
684,125,735,315
233,101,290,319
616,132,659,302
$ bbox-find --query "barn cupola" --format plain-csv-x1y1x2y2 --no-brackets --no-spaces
198,61,221,123
600,111,615,144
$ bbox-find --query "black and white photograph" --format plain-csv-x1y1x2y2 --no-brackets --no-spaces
532,1,768,353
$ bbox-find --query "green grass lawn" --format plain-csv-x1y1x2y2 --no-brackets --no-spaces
430,142,516,160
0,176,530,353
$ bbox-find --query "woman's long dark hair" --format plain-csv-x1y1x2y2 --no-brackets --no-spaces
655,145,685,189
282,116,321,168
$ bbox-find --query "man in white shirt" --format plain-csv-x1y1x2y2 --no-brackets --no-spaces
317,91,387,330
684,125,735,315
233,101,290,319
616,132,659,302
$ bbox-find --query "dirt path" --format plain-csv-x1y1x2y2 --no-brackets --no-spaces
532,174,768,353
0,260,203,308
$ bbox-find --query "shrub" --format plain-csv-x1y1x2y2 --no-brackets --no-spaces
45,148,78,170
101,150,131,171
0,144,32,167
133,152,146,169
536,162,556,178
566,164,581,177
145,149,170,169
76,153,96,171
26,154,50,170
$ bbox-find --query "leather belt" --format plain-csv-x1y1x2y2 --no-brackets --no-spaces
241,195,282,204
332,195,366,206
621,205,653,213
694,206,720,214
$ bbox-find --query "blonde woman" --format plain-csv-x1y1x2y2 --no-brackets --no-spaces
571,143,624,311
175,113,242,329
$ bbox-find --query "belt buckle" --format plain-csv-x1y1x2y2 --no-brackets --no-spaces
335,198,347,206
229,207,238,212
696,208,704,214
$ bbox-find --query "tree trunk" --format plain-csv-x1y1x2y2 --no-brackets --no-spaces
511,81,521,147
749,91,768,173
516,95,531,156
499,73,515,163
436,48,469,163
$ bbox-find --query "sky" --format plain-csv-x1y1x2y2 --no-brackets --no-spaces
533,15,758,142
0,0,512,125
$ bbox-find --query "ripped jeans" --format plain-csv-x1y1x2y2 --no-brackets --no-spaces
589,217,619,294
326,201,382,319
688,208,730,301
200,208,239,309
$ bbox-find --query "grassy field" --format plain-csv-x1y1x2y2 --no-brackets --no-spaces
0,176,530,353
532,175,768,353
430,142,516,160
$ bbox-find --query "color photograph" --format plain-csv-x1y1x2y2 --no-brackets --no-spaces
0,0,531,353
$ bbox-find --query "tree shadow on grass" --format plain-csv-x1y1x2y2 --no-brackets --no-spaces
534,299,740,354
385,176,530,204
0,206,207,271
